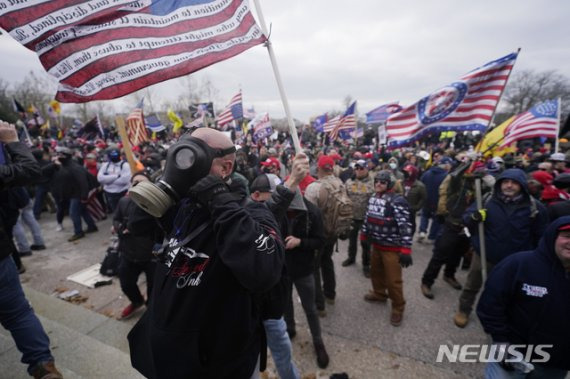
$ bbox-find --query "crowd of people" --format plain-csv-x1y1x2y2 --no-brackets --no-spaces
2,119,570,378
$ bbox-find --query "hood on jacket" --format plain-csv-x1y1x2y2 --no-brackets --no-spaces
403,164,419,183
494,168,529,197
536,215,570,265
288,189,307,212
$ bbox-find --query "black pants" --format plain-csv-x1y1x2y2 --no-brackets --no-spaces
314,238,336,309
421,224,470,287
118,257,156,305
347,219,370,267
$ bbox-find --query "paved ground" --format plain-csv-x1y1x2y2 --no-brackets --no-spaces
17,213,488,378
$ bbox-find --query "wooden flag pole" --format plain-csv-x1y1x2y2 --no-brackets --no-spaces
252,0,302,154
115,116,138,174
555,97,562,153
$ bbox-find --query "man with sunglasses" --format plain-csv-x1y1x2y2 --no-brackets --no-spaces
361,170,413,326
343,159,375,276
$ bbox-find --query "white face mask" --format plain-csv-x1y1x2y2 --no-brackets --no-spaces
389,162,397,170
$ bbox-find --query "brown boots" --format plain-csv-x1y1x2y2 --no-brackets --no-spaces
31,361,63,379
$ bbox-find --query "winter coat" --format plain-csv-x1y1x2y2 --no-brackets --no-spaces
361,191,413,254
403,180,426,213
420,165,447,211
477,216,570,370
128,188,285,379
345,175,375,220
284,198,325,279
0,142,40,261
113,196,159,263
463,168,549,264
97,160,131,194
47,159,91,200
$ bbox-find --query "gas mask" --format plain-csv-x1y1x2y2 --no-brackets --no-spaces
129,134,236,217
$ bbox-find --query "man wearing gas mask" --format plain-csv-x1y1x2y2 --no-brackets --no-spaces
127,128,285,379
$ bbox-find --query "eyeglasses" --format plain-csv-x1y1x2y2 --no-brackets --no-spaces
375,180,389,185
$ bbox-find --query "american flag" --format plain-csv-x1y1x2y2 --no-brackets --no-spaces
323,115,341,134
386,52,518,147
501,99,559,147
126,99,148,147
0,1,265,103
217,92,243,126
330,101,357,141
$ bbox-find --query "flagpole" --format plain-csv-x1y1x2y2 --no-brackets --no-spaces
252,0,302,154
555,97,562,153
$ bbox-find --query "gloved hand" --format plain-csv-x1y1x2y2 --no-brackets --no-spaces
189,175,230,208
471,209,487,222
399,254,413,268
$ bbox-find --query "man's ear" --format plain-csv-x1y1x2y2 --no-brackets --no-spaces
251,191,260,201
221,159,234,178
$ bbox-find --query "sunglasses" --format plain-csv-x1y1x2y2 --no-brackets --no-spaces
375,180,389,185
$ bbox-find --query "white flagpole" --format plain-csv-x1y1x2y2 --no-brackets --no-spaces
555,97,562,153
252,0,302,154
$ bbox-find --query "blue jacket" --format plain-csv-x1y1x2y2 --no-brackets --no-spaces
420,166,447,211
477,216,570,370
463,168,549,264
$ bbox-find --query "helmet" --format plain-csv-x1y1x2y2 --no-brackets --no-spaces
374,170,395,189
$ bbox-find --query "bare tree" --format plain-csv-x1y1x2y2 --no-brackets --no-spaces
502,69,570,114
11,71,56,116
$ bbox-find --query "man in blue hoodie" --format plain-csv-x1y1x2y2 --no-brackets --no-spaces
454,168,549,328
477,216,570,378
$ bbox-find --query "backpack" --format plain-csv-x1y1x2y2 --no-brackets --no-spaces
100,238,120,276
318,179,353,239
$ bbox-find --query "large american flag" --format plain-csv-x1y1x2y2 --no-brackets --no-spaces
0,1,265,103
217,91,243,126
501,99,559,147
386,52,518,147
126,99,149,147
330,101,357,141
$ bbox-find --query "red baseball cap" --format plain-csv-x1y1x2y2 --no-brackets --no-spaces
318,155,335,170
558,224,570,231
260,157,280,170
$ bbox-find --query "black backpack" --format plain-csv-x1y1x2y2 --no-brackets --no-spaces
100,239,120,276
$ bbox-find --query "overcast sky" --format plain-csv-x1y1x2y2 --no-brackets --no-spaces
1,0,569,122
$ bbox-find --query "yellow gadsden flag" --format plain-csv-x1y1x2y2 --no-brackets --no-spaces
167,109,184,133
476,116,518,157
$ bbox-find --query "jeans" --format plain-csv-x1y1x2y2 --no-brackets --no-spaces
69,198,97,235
54,197,69,225
485,361,568,379
32,184,49,219
421,224,470,287
0,256,53,374
263,318,300,379
314,238,336,309
12,201,45,252
284,275,323,344
104,190,126,213
459,253,496,315
118,257,156,305
419,208,442,240
347,219,370,267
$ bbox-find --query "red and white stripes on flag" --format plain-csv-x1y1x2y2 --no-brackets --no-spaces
126,103,148,148
0,1,265,103
323,115,340,134
386,52,518,147
501,99,559,147
216,91,242,126
329,101,357,141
